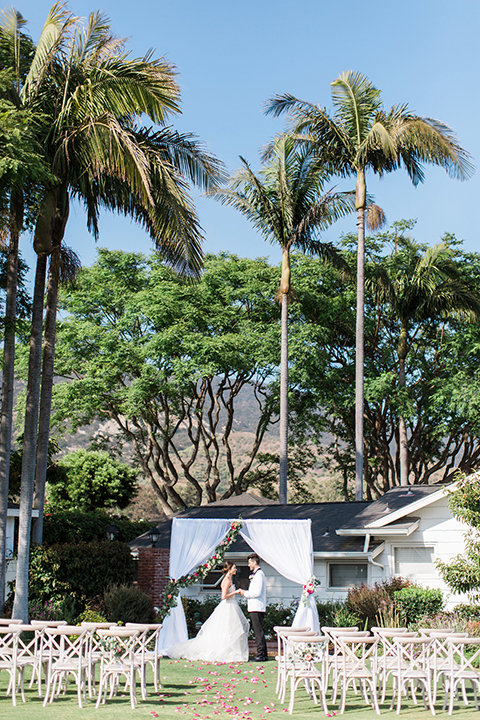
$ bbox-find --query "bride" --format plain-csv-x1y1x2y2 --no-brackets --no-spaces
166,560,250,662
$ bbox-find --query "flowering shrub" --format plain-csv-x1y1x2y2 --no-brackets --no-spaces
158,520,242,621
28,600,62,622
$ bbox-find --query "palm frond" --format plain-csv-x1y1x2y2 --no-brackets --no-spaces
21,2,74,102
331,71,382,147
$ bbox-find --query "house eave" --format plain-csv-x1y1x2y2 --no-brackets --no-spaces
365,487,453,529
336,519,420,537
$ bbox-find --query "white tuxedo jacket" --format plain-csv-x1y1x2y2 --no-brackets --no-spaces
243,568,266,612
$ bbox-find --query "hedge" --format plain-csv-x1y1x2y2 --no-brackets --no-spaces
28,541,135,608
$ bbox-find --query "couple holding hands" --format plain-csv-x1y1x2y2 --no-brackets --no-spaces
167,553,268,663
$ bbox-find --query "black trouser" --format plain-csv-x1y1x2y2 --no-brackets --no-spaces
250,611,267,659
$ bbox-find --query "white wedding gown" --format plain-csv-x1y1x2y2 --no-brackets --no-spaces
166,588,250,662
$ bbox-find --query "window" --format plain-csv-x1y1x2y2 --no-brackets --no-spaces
201,564,251,592
329,563,367,588
394,546,435,576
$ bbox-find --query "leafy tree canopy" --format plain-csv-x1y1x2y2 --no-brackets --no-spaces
51,250,281,514
48,449,139,512
287,223,480,498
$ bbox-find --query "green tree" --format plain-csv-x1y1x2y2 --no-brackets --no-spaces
48,449,138,511
0,7,52,614
13,6,223,622
266,70,473,499
286,231,480,498
211,135,354,502
369,223,480,485
52,250,280,513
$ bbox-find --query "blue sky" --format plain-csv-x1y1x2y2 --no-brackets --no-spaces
14,0,480,286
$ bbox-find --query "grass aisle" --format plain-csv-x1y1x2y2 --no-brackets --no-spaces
1,660,480,719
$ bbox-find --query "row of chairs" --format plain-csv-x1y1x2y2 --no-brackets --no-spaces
0,619,162,709
274,624,480,716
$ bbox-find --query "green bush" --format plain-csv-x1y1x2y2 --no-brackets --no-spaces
263,602,297,639
393,586,444,625
453,604,480,621
76,607,108,624
29,541,135,610
42,507,153,545
104,584,153,624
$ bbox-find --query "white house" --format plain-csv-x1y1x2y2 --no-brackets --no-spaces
130,484,470,609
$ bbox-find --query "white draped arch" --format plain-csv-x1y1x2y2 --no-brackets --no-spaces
157,517,320,654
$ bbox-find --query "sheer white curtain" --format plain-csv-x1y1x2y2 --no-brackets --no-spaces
157,518,232,654
240,519,319,632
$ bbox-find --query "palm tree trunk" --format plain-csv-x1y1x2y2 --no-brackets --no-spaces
355,168,366,501
398,320,409,486
32,246,60,544
279,248,290,504
0,189,23,614
279,291,288,504
12,252,48,621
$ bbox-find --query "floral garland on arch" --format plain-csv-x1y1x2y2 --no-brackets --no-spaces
159,520,243,620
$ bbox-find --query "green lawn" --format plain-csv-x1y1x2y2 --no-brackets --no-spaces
0,659,479,719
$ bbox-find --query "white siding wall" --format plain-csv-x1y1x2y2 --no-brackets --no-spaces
373,496,469,608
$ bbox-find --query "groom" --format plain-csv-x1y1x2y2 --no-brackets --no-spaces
239,553,268,661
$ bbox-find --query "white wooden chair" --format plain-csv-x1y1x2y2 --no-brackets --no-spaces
277,630,320,703
445,637,480,715
80,622,118,698
335,635,380,715
427,631,469,707
325,628,370,702
43,626,89,708
0,626,24,705
126,622,163,694
371,628,417,703
95,627,142,709
390,636,435,715
273,626,309,695
283,634,328,715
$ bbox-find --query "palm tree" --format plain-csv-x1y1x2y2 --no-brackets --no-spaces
0,6,57,614
12,6,224,621
265,70,474,500
370,232,480,486
212,136,355,502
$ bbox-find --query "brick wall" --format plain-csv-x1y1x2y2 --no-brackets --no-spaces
137,547,170,607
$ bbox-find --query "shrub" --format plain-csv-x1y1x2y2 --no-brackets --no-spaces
380,576,414,596
346,582,393,628
454,604,480,621
42,508,153,545
263,602,296,639
393,586,444,625
29,541,135,610
316,601,343,628
333,604,362,628
104,584,153,624
76,607,108,624
28,600,62,622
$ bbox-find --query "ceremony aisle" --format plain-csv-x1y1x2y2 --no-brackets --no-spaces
0,660,480,718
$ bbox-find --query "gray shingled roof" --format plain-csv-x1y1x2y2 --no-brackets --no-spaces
129,500,382,554
338,485,446,531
